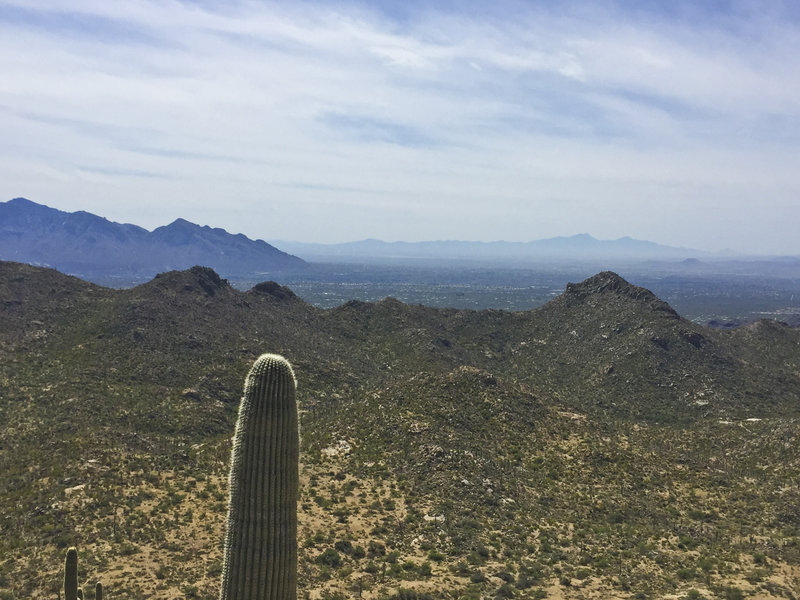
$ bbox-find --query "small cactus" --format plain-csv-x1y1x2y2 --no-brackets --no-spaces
61,548,100,600
220,353,299,600
64,547,79,600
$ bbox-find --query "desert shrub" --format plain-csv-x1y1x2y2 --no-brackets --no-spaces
402,560,417,572
368,540,386,557
470,571,486,583
334,539,353,554
495,583,515,598
745,568,768,584
717,587,744,600
364,561,379,574
427,549,445,562
496,571,514,583
317,549,342,567
338,566,353,578
207,560,222,577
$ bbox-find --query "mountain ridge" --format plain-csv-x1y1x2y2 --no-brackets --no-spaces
269,234,709,264
0,197,306,279
2,260,796,421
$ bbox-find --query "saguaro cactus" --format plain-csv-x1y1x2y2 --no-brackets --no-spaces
220,354,299,600
64,547,79,600
61,548,99,600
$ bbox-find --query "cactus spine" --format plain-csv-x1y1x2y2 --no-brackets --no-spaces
64,547,79,600
220,354,299,600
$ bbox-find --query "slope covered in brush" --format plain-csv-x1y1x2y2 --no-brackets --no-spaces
1,261,799,599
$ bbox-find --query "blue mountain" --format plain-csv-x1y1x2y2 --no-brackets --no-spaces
0,198,305,278
271,234,705,265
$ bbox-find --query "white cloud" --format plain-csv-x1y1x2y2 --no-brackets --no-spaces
0,0,799,253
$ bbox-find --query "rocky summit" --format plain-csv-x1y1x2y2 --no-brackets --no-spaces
1,261,798,599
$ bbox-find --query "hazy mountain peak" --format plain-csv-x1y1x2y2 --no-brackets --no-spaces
2,196,63,224
163,217,195,228
8,196,41,208
566,270,631,293
152,218,204,245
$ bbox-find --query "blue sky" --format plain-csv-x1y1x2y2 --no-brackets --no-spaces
1,0,799,253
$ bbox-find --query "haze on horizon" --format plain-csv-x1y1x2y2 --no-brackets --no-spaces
1,1,800,255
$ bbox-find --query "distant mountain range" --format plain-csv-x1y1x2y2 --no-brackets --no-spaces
1,198,709,281
0,197,305,279
270,234,708,264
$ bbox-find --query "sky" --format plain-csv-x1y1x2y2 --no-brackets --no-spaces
1,0,800,254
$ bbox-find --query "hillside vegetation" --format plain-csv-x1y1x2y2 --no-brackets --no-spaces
1,261,798,600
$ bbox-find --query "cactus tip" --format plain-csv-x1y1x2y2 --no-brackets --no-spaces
248,353,296,383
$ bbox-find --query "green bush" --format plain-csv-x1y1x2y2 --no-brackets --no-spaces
470,571,486,583
317,549,342,568
427,549,445,562
717,587,744,600
368,540,386,557
364,562,379,574
496,583,514,598
334,540,353,554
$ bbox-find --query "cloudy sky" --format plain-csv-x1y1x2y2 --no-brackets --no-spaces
2,0,799,253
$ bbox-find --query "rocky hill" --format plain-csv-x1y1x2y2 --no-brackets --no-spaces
1,261,798,599
0,198,306,279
